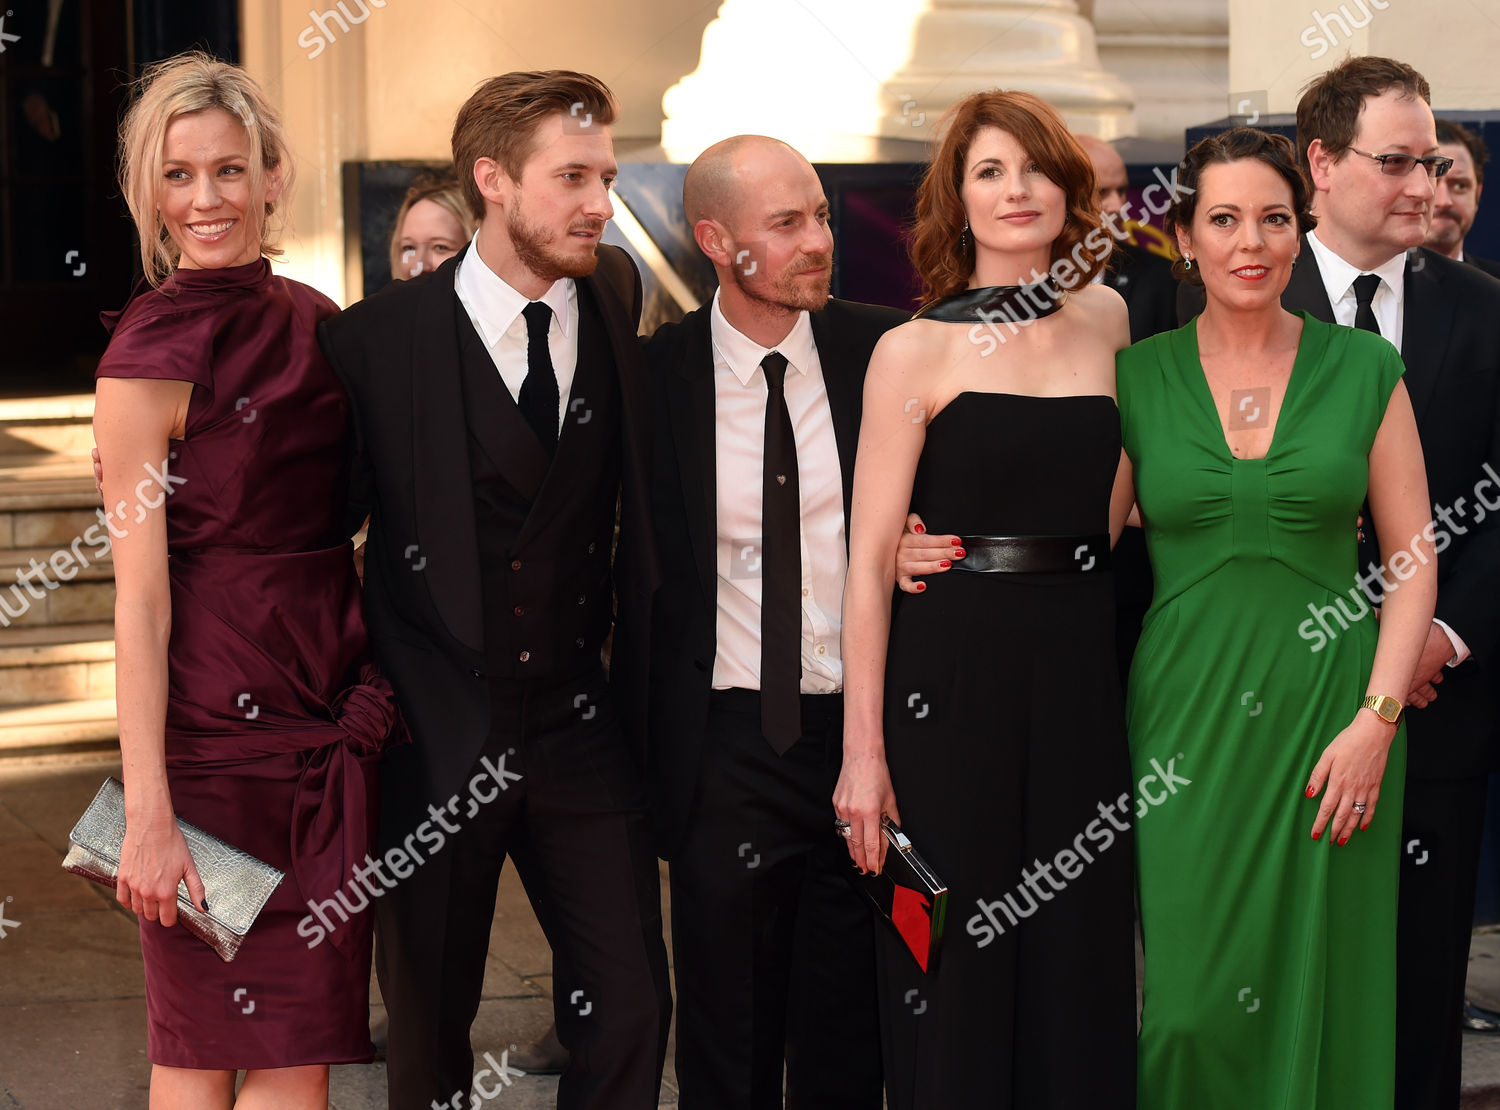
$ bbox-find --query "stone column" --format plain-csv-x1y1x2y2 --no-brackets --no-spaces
660,0,1137,161
1093,0,1228,141
1228,0,1500,115
240,0,371,304
879,0,1137,139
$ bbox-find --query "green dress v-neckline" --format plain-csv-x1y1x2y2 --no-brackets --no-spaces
1177,311,1324,464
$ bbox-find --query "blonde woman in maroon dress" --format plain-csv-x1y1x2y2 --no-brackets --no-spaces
94,52,402,1109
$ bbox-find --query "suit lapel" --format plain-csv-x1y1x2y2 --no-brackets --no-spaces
409,249,485,652
669,309,719,606
456,306,549,503
809,307,859,528
512,281,607,549
1400,250,1451,422
1282,239,1336,321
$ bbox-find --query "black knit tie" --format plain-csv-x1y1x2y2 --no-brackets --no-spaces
519,301,559,453
1352,273,1381,336
759,352,802,753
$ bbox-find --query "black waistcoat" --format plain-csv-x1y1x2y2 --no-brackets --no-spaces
456,283,622,682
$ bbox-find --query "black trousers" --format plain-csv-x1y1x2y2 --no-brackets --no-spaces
376,667,671,1110
668,690,884,1110
1396,775,1488,1110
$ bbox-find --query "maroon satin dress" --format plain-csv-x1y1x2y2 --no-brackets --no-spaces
96,259,405,1070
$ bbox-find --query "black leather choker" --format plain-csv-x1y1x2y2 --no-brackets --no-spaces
916,278,1067,324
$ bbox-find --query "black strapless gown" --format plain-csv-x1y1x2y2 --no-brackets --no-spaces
879,392,1137,1108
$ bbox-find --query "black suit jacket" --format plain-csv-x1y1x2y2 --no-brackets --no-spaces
1182,242,1500,777
1104,240,1179,343
644,297,908,857
318,244,659,836
1466,252,1500,281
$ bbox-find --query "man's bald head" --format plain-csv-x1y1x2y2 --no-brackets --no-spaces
684,135,813,228
683,134,833,317
1074,133,1129,217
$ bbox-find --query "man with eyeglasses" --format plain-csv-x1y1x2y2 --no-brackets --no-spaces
1425,119,1500,279
1291,56,1500,1110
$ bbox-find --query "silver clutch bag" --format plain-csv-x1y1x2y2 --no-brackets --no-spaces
61,777,284,962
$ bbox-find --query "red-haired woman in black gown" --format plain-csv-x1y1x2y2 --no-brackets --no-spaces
94,52,402,1109
834,89,1138,1108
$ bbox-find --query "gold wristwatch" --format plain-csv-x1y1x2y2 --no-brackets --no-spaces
1362,694,1403,724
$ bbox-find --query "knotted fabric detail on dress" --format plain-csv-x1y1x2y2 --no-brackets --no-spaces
166,663,407,960
291,665,408,957
330,666,406,755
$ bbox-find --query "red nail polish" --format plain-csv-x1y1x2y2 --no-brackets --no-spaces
1338,836,1348,846
1312,830,1320,840
1305,786,1315,798
954,548,966,558
914,523,925,534
915,582,927,592
939,560,951,569
950,537,962,546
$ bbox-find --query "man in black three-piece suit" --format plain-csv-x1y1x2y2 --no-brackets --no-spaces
645,135,905,1109
1183,58,1500,1109
318,72,670,1110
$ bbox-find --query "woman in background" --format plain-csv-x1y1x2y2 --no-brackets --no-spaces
95,51,402,1109
387,174,473,280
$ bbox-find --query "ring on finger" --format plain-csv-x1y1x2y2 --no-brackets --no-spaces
1352,801,1367,814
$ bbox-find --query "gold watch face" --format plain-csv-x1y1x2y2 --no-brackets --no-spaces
1366,695,1402,723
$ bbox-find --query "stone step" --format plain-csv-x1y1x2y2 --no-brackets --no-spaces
0,543,115,628
0,453,95,481
0,545,114,583
0,697,118,759
0,393,95,458
0,623,115,707
0,495,111,561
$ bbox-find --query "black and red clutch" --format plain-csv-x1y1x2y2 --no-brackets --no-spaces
855,816,948,974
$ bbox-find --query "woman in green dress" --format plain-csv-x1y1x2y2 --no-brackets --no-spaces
1117,128,1437,1107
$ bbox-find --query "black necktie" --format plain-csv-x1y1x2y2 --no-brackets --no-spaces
1352,273,1381,336
519,301,559,453
760,352,802,754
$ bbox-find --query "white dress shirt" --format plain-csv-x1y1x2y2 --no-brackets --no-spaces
1305,230,1407,351
454,237,578,433
1305,231,1470,665
710,290,846,693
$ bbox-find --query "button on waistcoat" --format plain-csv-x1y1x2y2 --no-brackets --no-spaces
457,285,623,681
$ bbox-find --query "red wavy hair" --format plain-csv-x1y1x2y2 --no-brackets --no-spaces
909,89,1105,304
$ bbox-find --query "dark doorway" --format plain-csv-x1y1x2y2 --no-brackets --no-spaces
0,0,238,396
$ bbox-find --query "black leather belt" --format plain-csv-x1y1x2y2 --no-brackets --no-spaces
951,534,1111,573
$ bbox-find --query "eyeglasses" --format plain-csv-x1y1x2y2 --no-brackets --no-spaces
1347,147,1454,179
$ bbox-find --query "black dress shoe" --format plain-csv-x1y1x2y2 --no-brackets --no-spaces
1462,1001,1500,1033
509,1024,570,1074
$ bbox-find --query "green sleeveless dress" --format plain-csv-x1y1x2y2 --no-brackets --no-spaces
1118,312,1407,1108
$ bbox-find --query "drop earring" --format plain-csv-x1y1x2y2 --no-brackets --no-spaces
1182,254,1193,271
961,219,969,252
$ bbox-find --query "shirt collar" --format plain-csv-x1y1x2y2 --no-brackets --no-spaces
1306,229,1408,305
455,235,573,349
709,288,817,386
